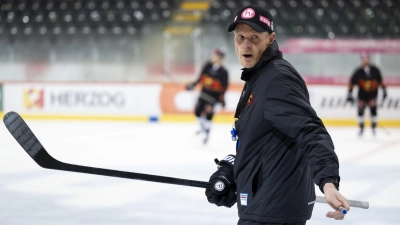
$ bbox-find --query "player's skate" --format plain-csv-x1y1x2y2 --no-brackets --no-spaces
358,123,364,136
203,129,210,144
372,122,377,136
196,124,208,136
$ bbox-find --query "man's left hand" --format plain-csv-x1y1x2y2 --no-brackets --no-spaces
323,183,350,220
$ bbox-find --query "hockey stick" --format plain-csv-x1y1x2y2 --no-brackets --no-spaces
377,123,391,136
3,111,209,189
3,111,369,209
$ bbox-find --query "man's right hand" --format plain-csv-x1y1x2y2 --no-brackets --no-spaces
186,83,195,90
324,183,350,220
346,92,354,104
205,155,236,207
383,88,388,100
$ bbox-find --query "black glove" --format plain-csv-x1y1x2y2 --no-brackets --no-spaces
346,91,354,104
220,99,226,108
383,88,387,100
205,154,236,207
186,83,195,90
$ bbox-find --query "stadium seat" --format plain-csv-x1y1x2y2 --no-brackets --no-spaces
0,0,397,63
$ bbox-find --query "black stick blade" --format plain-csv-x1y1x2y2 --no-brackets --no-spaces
3,111,49,167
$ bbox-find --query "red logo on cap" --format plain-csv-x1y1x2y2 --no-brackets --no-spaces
241,8,255,19
259,15,271,28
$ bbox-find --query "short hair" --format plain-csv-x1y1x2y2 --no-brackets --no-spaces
360,51,370,59
213,48,226,58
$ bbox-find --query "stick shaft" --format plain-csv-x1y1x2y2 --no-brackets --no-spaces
315,196,369,209
35,147,212,188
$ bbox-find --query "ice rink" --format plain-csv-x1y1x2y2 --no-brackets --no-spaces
1,119,399,225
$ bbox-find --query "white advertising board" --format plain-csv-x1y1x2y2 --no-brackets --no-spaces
3,83,162,116
308,85,400,119
2,83,399,121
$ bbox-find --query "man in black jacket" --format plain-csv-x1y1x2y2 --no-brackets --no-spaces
205,5,349,225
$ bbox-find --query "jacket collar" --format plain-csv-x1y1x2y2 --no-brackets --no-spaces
240,41,282,81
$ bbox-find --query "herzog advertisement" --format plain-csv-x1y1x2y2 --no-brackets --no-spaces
3,83,162,116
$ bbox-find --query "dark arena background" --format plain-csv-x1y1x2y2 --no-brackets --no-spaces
0,1,399,225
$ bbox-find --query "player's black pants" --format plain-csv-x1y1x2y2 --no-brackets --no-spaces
194,97,215,120
238,219,306,225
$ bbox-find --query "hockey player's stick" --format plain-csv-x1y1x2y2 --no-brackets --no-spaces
3,111,369,209
3,111,209,189
377,123,391,136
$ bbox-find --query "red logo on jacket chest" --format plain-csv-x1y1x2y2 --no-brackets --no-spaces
247,93,254,105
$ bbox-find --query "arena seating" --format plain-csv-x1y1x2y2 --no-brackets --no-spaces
203,0,399,38
0,0,398,62
0,0,179,62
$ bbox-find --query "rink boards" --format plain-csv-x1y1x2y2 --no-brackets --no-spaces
0,82,399,126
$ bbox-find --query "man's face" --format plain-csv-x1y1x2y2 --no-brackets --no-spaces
211,53,221,64
361,56,370,67
234,23,273,68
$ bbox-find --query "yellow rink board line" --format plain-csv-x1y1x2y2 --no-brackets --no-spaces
0,112,149,122
0,112,399,127
320,119,400,127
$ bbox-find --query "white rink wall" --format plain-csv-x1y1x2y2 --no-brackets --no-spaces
1,82,399,126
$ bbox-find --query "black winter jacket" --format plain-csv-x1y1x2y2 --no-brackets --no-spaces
234,41,340,223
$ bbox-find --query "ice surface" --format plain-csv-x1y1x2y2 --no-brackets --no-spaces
0,120,399,225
